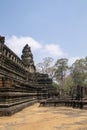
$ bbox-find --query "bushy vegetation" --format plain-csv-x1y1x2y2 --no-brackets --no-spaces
36,57,87,94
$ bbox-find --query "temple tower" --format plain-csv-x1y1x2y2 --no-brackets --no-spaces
21,44,36,73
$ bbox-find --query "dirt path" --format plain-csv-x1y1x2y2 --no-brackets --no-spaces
0,103,87,130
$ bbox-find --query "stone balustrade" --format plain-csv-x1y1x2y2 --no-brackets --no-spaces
1,44,25,70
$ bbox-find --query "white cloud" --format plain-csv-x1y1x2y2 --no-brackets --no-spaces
45,44,64,57
6,36,42,57
5,35,67,64
5,35,82,65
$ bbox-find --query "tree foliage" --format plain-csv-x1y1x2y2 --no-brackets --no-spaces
70,58,87,86
54,58,68,88
36,56,87,94
36,57,55,79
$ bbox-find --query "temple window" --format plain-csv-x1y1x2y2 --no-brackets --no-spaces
5,50,8,57
3,49,6,56
7,52,9,58
12,56,15,61
10,55,13,60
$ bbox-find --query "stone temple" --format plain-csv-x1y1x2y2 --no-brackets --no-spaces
0,36,55,116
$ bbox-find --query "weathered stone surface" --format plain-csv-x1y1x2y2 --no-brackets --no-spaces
21,44,36,73
0,36,55,116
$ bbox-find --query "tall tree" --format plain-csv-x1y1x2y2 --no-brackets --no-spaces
55,58,68,88
36,57,54,78
64,75,74,93
70,58,87,86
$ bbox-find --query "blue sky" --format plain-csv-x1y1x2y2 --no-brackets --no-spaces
0,0,87,65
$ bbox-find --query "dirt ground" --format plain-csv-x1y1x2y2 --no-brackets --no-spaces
0,103,87,130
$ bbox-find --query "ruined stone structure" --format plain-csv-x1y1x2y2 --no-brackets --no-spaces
0,36,55,116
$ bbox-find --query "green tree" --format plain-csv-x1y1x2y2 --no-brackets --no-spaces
64,75,74,93
70,58,87,86
55,58,68,88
